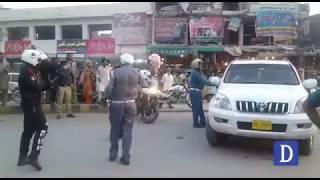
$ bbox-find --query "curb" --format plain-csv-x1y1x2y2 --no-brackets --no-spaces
0,104,206,114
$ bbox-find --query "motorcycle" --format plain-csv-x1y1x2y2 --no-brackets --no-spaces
136,85,162,124
7,86,21,103
164,80,192,108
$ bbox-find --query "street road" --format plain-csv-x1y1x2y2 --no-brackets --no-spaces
0,113,319,178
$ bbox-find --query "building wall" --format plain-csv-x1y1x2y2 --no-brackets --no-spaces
0,3,153,59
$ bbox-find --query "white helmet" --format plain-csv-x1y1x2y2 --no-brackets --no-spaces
39,52,48,61
21,49,41,67
190,58,203,69
120,53,135,65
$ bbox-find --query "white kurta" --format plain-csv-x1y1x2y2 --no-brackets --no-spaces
96,65,112,92
161,73,174,92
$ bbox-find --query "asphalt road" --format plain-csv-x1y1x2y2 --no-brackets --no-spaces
0,112,320,178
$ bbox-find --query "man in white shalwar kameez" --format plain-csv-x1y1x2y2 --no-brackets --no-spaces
97,58,112,103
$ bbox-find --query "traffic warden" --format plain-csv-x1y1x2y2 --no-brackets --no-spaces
189,58,217,128
17,49,52,171
105,53,142,166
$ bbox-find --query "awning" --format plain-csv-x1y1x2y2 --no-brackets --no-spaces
224,46,242,56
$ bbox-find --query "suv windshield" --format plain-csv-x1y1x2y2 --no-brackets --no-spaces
224,64,299,85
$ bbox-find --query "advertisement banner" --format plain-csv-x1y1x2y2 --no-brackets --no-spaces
57,40,86,54
154,17,188,44
228,17,241,32
86,38,115,57
189,16,225,44
113,12,146,45
5,40,31,57
256,10,297,37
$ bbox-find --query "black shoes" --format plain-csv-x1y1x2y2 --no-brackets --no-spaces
17,155,27,166
17,155,42,171
120,157,130,166
27,157,42,171
109,154,117,162
67,114,76,118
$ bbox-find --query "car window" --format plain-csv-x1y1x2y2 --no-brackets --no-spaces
224,64,299,85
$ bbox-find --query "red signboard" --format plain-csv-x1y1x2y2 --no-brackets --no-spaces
5,40,31,57
86,38,115,57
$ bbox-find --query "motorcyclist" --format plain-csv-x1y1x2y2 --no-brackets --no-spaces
17,49,52,171
189,58,218,128
105,53,143,166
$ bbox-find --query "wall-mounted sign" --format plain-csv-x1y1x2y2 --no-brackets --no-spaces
86,38,115,57
190,16,225,45
57,40,86,54
113,12,147,45
256,10,297,38
228,17,241,32
154,17,188,44
5,40,31,57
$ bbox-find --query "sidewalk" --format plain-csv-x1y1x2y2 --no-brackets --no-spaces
0,103,209,114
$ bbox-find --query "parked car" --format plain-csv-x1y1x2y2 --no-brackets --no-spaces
207,59,317,155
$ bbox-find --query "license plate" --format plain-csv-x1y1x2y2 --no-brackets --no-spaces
252,120,272,131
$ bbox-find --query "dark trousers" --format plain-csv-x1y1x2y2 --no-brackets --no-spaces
190,90,206,127
109,102,136,160
0,89,7,107
19,105,48,159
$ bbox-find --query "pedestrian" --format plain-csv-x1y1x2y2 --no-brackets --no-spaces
96,58,112,104
48,58,60,104
56,60,76,119
0,52,10,107
17,49,51,171
66,54,78,104
160,67,174,109
105,53,142,166
80,60,96,104
189,58,217,128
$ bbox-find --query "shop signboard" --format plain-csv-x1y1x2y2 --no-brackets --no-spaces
113,12,147,45
248,2,299,15
189,16,225,45
256,10,297,38
86,38,115,57
228,17,241,32
154,17,188,45
5,40,31,57
57,40,86,54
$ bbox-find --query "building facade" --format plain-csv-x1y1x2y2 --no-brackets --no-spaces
0,2,153,65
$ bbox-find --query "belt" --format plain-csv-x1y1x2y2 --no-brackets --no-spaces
189,88,201,92
111,99,135,104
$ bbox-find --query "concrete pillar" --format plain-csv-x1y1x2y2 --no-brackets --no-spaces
238,23,244,47
55,24,61,40
82,23,88,40
29,26,34,40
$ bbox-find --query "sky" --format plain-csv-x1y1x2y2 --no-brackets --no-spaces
0,2,320,15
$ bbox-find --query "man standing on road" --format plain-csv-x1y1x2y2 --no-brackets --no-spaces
189,58,217,128
17,49,51,171
0,52,10,107
66,54,78,104
105,53,142,166
97,58,112,104
160,67,174,109
56,60,76,119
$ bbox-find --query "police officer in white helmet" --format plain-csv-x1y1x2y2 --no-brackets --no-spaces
105,53,143,165
17,49,52,171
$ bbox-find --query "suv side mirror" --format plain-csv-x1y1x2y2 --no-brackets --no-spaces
303,79,318,89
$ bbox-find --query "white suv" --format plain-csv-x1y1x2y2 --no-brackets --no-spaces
207,59,318,155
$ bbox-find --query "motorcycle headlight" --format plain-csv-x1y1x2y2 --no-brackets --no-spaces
211,93,231,110
293,97,307,114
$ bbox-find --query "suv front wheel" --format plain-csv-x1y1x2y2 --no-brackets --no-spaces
206,124,228,146
300,136,314,156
